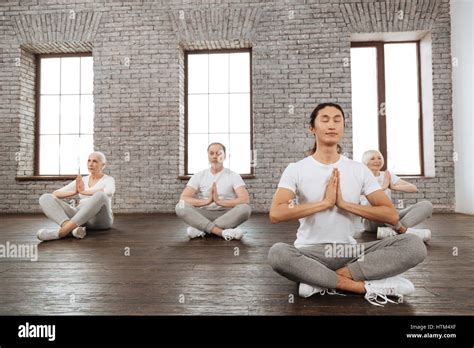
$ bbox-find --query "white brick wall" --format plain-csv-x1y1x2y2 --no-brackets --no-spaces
0,0,454,213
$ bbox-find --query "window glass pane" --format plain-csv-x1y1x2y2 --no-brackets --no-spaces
79,135,94,174
60,95,80,134
81,57,93,95
209,94,229,133
188,54,208,94
39,135,59,175
40,95,60,134
229,94,250,133
40,58,60,95
209,53,229,93
384,43,421,175
188,95,208,134
350,47,379,163
80,95,94,134
59,135,80,175
61,57,80,94
188,134,209,174
230,53,250,93
230,134,251,174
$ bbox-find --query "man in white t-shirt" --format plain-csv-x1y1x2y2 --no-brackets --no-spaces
267,103,427,306
175,143,251,241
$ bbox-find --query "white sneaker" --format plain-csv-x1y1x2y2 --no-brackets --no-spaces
406,228,431,243
186,226,205,239
72,226,87,239
298,283,346,298
221,228,245,241
37,228,60,241
364,276,415,306
377,227,397,239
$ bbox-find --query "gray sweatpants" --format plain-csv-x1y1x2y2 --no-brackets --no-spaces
39,192,113,230
175,201,251,233
362,200,433,232
268,233,427,289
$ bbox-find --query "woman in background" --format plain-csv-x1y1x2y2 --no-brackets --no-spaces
37,151,115,241
360,150,432,243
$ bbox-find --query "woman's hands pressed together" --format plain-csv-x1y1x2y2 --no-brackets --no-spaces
76,175,84,194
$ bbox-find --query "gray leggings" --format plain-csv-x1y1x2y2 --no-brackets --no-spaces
175,202,251,233
268,233,427,289
363,200,433,232
39,192,113,230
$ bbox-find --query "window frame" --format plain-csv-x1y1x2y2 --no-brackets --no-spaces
183,48,254,178
351,41,425,176
34,52,93,178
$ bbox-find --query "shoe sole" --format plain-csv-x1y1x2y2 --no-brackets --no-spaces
424,232,431,244
298,292,314,298
298,288,316,298
187,233,205,239
377,229,396,240
36,229,45,241
73,229,86,239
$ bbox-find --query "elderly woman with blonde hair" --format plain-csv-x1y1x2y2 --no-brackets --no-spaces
360,149,432,243
37,151,115,241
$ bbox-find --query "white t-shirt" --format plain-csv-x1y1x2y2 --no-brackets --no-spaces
278,155,381,248
360,171,399,205
187,168,246,210
57,174,115,214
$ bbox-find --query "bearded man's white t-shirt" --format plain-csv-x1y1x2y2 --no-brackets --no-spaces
187,168,246,210
278,155,381,248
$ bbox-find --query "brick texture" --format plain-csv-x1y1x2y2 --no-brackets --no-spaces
0,0,454,213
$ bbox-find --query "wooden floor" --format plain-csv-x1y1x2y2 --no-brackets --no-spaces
0,213,473,315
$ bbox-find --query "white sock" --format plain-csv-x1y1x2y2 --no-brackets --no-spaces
37,228,60,241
